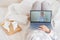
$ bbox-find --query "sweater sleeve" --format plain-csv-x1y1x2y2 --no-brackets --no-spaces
48,30,58,40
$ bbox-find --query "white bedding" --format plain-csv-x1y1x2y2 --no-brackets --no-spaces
0,7,29,40
0,0,60,40
0,26,9,40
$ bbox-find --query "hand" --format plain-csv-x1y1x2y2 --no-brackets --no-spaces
26,13,30,21
39,25,51,33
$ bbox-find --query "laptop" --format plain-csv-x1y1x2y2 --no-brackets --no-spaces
30,10,52,30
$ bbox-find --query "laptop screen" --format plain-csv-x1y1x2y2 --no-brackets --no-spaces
30,10,52,23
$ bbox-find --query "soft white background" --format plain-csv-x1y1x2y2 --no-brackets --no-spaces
0,0,29,40
0,0,60,40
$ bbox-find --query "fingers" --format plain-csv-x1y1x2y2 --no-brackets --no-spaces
39,25,47,29
38,25,50,33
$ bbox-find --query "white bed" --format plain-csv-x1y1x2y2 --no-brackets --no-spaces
0,0,60,40
0,7,29,40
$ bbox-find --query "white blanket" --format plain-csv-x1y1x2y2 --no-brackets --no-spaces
26,30,52,40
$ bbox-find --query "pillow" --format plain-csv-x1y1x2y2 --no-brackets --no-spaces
14,0,37,15
6,13,29,25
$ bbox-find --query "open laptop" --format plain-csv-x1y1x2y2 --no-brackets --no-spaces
30,10,52,30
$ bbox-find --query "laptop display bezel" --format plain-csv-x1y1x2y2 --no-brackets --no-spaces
30,10,52,23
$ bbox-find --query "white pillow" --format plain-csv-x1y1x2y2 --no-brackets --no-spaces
6,13,28,25
6,0,37,25
14,0,37,15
